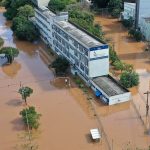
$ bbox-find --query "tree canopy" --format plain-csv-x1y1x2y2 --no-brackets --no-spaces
3,0,33,20
17,4,34,18
48,0,77,12
0,47,19,64
51,56,70,74
12,14,39,42
20,106,41,130
18,86,33,105
120,71,139,88
0,47,19,57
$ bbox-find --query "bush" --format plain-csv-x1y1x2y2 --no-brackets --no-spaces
123,63,133,72
3,0,33,20
120,71,139,88
122,17,134,28
69,9,104,40
0,37,4,47
20,106,41,130
134,30,143,42
109,46,119,64
128,28,143,42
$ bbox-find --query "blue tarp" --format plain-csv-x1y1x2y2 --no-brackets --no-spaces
95,89,102,97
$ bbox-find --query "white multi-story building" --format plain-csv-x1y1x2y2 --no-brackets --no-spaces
34,6,131,105
136,0,150,27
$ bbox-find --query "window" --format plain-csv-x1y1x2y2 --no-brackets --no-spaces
74,40,78,48
80,63,84,71
85,67,89,75
84,49,88,56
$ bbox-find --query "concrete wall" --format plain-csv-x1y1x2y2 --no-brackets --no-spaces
140,18,150,41
109,92,131,105
137,0,150,26
89,46,109,78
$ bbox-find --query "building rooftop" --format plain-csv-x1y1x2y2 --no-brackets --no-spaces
55,21,105,48
92,75,129,97
36,6,56,18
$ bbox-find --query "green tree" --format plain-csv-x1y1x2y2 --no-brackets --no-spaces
123,63,133,72
128,28,142,42
20,106,41,130
109,46,119,64
113,60,124,71
18,86,33,105
120,71,139,88
3,0,33,20
12,16,39,41
17,5,34,18
0,37,4,48
51,56,70,74
0,47,19,64
122,17,134,28
69,9,104,40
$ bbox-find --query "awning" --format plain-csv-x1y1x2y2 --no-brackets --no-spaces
95,89,102,97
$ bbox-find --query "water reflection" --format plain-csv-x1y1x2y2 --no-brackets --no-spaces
2,61,21,78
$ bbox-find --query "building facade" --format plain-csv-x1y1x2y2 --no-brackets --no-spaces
140,17,150,41
34,6,131,105
121,2,136,20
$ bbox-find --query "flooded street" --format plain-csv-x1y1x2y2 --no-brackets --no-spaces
94,16,150,149
0,8,107,150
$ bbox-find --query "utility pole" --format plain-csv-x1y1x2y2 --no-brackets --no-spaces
144,91,150,117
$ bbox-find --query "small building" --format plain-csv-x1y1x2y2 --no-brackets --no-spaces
121,2,136,20
90,75,131,105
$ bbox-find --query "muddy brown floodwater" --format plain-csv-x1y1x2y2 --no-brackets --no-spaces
0,7,150,150
95,16,150,149
0,8,108,150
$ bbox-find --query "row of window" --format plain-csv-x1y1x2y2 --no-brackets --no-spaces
53,25,89,56
53,40,89,75
36,11,48,22
53,36,88,66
